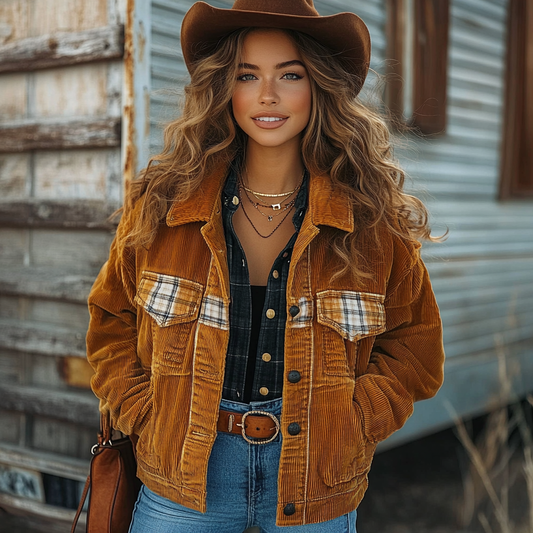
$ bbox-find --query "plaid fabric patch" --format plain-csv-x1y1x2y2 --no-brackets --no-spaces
199,295,229,331
291,297,313,328
135,271,203,327
317,290,386,342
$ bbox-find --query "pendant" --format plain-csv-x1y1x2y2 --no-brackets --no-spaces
272,203,281,211
268,216,273,222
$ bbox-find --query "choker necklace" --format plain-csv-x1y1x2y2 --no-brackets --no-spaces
241,169,305,198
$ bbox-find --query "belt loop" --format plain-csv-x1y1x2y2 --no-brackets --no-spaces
227,414,235,432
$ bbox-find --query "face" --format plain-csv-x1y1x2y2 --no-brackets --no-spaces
231,29,312,151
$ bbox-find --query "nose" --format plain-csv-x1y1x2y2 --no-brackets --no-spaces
259,78,278,105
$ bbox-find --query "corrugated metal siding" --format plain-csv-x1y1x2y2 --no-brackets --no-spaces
388,0,533,446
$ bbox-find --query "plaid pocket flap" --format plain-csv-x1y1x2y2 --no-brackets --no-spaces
316,290,386,342
135,271,203,327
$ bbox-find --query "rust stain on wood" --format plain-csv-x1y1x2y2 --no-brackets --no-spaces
61,357,94,389
123,0,137,183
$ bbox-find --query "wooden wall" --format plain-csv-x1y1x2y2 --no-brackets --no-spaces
0,0,125,523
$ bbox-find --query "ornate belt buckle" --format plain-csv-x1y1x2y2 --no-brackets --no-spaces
238,410,280,445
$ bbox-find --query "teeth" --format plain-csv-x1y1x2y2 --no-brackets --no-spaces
254,117,285,122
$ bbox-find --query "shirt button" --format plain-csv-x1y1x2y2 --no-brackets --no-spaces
262,353,272,362
288,422,301,435
289,305,300,317
259,387,269,396
284,503,296,516
272,270,279,279
232,196,239,205
282,252,289,258
266,309,275,319
288,370,301,383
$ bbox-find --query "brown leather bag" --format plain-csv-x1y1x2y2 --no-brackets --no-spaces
71,413,141,533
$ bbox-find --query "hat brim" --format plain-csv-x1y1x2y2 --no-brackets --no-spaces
181,2,371,92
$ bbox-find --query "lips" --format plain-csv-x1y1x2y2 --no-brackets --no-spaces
251,113,289,129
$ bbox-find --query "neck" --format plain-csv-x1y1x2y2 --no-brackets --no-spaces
242,138,305,194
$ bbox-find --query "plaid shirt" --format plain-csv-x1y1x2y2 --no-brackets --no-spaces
221,164,308,402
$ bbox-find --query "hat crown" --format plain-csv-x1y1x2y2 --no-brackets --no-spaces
231,0,319,17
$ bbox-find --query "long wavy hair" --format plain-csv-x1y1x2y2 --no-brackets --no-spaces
125,27,436,281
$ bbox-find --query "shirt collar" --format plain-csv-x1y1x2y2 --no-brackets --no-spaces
166,161,354,233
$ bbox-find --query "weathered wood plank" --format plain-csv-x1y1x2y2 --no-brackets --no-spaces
0,73,27,119
0,266,95,303
0,443,88,482
0,200,119,229
32,416,95,459
0,319,86,358
0,383,99,426
0,492,85,527
0,118,121,152
34,64,109,119
0,228,29,266
30,229,113,269
0,411,23,445
0,26,124,74
0,153,29,199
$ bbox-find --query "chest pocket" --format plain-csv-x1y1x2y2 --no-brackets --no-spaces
135,271,204,367
317,290,386,376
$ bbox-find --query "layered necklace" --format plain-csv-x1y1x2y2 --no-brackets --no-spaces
238,170,304,239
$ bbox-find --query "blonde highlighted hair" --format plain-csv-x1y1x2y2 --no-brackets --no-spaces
125,27,435,281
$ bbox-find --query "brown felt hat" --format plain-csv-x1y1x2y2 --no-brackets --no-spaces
181,0,371,93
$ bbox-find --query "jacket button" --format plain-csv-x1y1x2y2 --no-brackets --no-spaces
288,370,301,383
284,503,296,516
288,422,301,435
289,305,299,317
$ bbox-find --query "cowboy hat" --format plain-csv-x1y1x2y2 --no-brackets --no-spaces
180,0,371,92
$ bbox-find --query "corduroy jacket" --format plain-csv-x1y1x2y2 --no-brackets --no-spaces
86,165,445,527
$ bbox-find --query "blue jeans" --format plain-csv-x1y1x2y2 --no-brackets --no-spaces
129,398,357,533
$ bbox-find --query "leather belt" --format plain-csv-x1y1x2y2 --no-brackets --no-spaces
217,409,280,445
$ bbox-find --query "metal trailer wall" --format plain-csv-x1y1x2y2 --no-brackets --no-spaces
149,0,533,448
391,0,533,447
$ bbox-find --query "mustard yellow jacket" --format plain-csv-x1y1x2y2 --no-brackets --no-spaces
86,166,445,526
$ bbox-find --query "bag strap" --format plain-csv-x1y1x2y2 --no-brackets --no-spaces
70,411,112,533
70,474,91,533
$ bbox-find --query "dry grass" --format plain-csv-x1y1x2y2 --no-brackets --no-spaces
448,343,533,533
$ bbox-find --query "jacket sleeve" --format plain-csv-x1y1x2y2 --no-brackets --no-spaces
86,209,152,437
353,245,445,444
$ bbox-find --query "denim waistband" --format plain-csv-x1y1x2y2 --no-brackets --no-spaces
220,397,282,417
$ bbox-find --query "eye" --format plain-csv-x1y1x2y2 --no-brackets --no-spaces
282,72,303,80
237,73,257,81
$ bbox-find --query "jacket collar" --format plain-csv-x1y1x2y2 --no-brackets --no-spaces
166,164,354,233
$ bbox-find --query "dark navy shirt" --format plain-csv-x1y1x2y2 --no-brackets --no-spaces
221,163,308,403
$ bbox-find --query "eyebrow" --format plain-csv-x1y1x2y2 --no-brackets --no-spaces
237,60,305,70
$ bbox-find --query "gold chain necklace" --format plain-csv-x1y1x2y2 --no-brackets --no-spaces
241,185,296,222
239,191,294,238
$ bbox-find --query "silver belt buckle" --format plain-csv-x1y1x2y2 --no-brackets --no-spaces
237,410,280,445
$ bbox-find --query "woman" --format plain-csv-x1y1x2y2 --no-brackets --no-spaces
86,1,445,532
